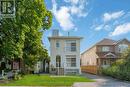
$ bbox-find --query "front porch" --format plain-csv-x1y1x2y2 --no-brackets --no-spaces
34,59,49,74
0,58,23,79
97,58,121,68
0,58,22,72
50,67,80,75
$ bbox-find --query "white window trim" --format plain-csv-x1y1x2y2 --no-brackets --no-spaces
56,41,60,48
66,55,76,67
65,40,77,52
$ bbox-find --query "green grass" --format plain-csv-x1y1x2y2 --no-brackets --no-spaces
0,74,94,86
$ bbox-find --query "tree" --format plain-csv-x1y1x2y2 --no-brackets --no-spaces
0,0,52,71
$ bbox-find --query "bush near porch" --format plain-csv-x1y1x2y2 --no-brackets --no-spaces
0,74,94,86
102,49,130,81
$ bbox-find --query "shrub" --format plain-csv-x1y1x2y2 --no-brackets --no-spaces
102,48,130,81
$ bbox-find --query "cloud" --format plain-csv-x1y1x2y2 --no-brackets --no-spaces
64,0,79,5
110,23,130,36
69,0,89,17
104,25,111,31
54,6,75,31
103,11,125,22
52,0,74,31
52,0,89,31
94,24,111,31
70,5,88,17
93,10,126,31
95,24,104,31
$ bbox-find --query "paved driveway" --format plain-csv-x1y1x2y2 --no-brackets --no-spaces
73,73,130,87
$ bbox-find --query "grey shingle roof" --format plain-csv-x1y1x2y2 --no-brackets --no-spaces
96,38,117,45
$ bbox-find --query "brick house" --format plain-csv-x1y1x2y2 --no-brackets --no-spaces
81,38,130,72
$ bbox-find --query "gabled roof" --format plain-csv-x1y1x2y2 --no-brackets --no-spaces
104,52,117,58
115,38,130,44
96,38,117,45
81,38,117,55
81,38,130,55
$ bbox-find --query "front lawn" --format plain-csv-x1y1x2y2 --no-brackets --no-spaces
0,74,94,86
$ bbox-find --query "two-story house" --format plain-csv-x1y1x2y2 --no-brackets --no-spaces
81,38,130,69
48,30,82,75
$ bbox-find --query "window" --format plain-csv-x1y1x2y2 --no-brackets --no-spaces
56,55,61,67
56,41,60,48
102,46,110,52
66,55,76,67
65,40,76,52
71,43,76,51
118,44,128,53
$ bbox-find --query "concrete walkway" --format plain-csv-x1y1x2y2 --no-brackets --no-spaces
73,73,130,87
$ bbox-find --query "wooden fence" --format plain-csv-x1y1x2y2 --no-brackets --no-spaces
81,65,98,74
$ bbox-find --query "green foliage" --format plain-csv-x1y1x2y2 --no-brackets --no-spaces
102,48,130,81
0,0,52,70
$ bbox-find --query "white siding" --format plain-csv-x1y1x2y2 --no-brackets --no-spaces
49,38,81,74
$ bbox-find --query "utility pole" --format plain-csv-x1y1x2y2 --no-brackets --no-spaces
68,32,70,37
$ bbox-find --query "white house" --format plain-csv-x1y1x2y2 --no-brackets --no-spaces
48,30,82,75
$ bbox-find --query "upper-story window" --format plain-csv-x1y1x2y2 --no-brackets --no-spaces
56,41,60,48
102,46,110,52
65,40,76,52
118,44,128,53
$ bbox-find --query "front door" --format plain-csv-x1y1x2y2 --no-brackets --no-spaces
56,55,61,67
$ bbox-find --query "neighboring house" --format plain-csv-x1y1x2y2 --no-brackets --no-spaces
34,60,49,73
48,30,82,75
0,58,12,72
0,58,22,76
81,38,130,69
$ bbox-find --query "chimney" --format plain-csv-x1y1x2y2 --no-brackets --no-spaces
52,29,59,36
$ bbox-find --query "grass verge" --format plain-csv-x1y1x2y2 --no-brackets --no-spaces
0,74,94,86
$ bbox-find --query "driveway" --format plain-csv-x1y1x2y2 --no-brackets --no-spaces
73,73,130,87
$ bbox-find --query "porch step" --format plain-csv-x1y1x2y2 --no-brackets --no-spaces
58,68,64,75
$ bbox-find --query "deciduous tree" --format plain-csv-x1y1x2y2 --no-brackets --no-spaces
0,0,52,71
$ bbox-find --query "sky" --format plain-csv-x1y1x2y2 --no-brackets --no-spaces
43,0,130,53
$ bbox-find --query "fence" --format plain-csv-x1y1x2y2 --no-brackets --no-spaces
81,65,98,74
